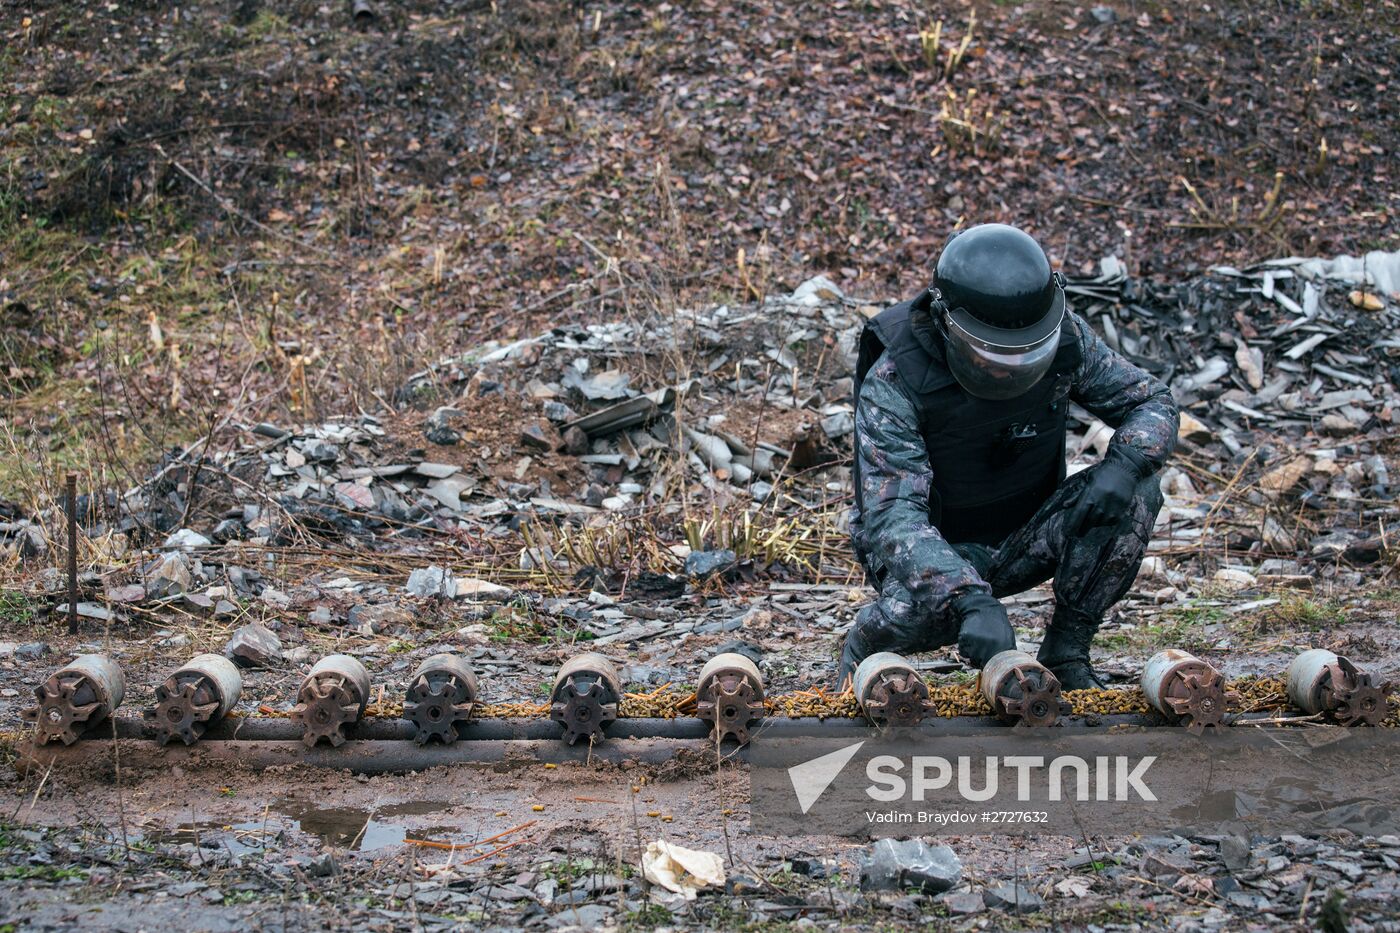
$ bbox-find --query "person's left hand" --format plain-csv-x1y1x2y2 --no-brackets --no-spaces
1065,447,1145,537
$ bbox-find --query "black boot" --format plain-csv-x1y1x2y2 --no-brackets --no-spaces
1036,608,1107,690
835,631,871,693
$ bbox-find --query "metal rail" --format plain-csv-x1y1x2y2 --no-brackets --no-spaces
81,711,1209,744
11,711,1365,776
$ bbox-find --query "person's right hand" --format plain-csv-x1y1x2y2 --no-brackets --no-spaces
952,592,1015,668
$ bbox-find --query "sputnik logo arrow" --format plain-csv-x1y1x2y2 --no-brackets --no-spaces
787,741,865,814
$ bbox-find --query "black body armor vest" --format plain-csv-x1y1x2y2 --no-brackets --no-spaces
854,295,1082,547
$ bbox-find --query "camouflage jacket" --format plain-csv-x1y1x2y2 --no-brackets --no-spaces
849,307,1178,611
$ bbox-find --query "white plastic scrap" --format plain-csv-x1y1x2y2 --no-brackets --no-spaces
1294,249,1400,294
641,840,726,900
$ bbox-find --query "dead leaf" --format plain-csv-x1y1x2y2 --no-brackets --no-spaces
1348,290,1384,311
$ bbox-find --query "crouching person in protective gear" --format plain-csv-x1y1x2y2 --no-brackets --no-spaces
841,223,1178,690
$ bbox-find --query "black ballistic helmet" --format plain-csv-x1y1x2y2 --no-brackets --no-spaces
930,224,1066,400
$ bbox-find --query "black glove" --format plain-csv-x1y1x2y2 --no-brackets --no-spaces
952,592,1015,668
1064,445,1151,538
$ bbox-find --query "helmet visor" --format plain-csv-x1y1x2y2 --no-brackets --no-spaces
942,287,1065,400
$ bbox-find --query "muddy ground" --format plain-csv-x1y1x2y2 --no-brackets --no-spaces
3,552,1400,931
4,0,1400,930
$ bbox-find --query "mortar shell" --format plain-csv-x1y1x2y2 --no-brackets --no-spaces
698,652,764,697
149,654,243,746
294,654,372,747
695,652,766,744
979,650,1066,727
1286,648,1340,715
22,654,127,746
853,652,931,726
549,652,623,745
403,653,479,745
1141,648,1230,730
1286,648,1392,726
410,653,480,705
304,654,371,712
552,653,622,702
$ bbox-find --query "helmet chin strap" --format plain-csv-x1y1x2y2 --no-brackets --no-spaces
923,286,953,343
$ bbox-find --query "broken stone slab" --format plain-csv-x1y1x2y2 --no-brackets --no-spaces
858,839,962,894
788,275,844,307
424,407,462,446
519,423,556,451
333,482,376,512
252,422,292,442
146,552,193,598
53,603,112,622
564,388,676,440
224,622,282,668
1319,413,1355,436
14,524,47,560
413,462,462,479
163,528,212,550
300,440,341,463
562,367,630,401
12,642,48,660
346,604,414,634
820,409,854,439
407,565,457,598
562,425,590,455
423,476,475,511
1139,850,1194,879
1212,567,1258,590
1259,457,1312,498
107,583,146,603
1310,531,1356,558
1219,834,1251,871
983,883,1043,912
940,885,985,913
684,549,736,579
542,400,577,423
457,578,513,600
683,426,734,471
339,464,414,479
211,519,246,543
1177,411,1213,444
1174,357,1230,395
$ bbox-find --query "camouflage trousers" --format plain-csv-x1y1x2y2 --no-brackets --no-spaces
848,470,1165,658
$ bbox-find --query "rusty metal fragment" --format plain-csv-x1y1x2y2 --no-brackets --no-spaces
695,652,765,744
853,652,933,727
549,652,621,745
22,655,126,746
292,654,371,747
403,653,479,745
980,650,1070,727
1142,648,1236,733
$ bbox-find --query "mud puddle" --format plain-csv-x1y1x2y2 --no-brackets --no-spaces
141,798,462,853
